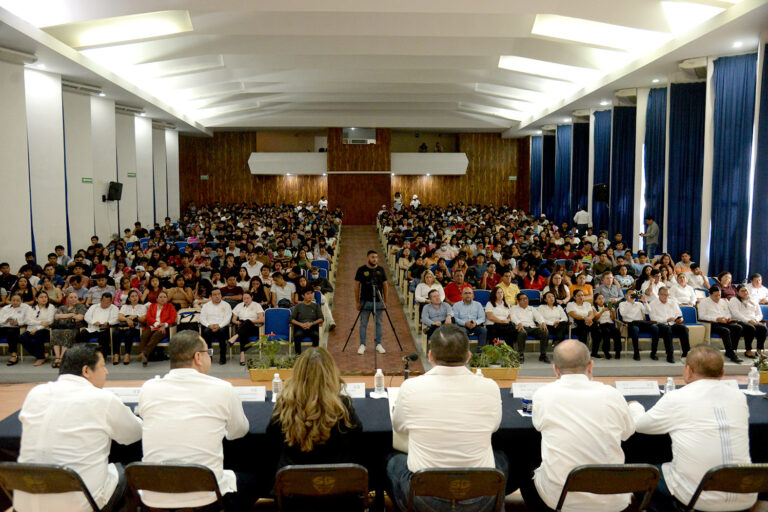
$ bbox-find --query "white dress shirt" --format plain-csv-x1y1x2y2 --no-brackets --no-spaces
84,304,119,332
241,261,263,278
565,301,594,319
641,280,662,300
17,375,142,512
646,298,683,324
629,379,756,511
747,283,768,303
199,300,233,328
119,303,147,318
669,283,697,305
24,304,56,332
618,301,648,322
509,305,540,328
415,282,444,304
533,374,635,512
232,302,264,321
392,365,501,472
688,274,709,290
484,302,511,326
138,368,249,507
0,303,31,327
536,304,568,326
697,297,730,322
728,297,763,323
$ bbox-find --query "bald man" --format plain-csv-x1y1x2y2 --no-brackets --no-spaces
629,345,756,512
522,340,635,511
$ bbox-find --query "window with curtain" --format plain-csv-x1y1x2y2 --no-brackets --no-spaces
571,123,589,222
554,125,572,225
749,44,768,277
609,106,636,242
710,53,757,281
644,88,667,251
542,134,556,220
530,136,543,217
592,110,611,234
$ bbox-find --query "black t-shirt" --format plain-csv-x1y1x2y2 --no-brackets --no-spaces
355,265,387,302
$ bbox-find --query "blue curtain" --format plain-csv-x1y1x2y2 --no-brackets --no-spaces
710,53,757,281
667,83,706,263
750,45,768,276
542,135,556,220
553,125,572,225
609,106,636,241
644,88,667,251
592,110,611,233
571,123,589,220
530,136,543,217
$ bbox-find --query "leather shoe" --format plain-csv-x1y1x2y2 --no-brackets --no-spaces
591,353,603,359
666,355,675,364
539,354,550,363
604,353,612,360
650,353,658,361
728,354,743,364
633,352,641,361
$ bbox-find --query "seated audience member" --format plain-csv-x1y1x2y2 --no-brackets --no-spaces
646,287,690,363
698,286,743,363
569,272,593,302
290,288,324,354
443,269,473,305
485,285,517,346
729,284,766,358
138,291,177,366
414,270,444,306
618,291,659,361
674,251,694,276
249,277,271,309
142,276,163,304
510,293,549,363
138,331,256,512
747,273,768,304
669,272,698,305
629,345,757,512
633,250,652,276
480,262,502,291
388,324,506,511
594,271,624,303
538,291,569,345
167,275,194,310
687,263,709,290
566,290,603,358
85,274,116,307
17,291,55,366
591,252,613,275
523,268,546,292
16,344,142,512
83,293,119,356
452,287,488,348
542,272,570,306
522,339,635,512
715,271,737,300
267,347,362,475
640,268,663,301
593,293,622,360
116,289,146,365
421,289,453,339
228,291,265,365
11,276,36,306
308,265,336,330
498,270,521,306
51,291,87,367
200,288,233,365
270,272,296,308
220,275,244,307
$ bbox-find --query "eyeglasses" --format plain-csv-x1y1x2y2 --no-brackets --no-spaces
197,348,214,357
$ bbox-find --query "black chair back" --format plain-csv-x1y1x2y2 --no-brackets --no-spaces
555,464,660,512
0,462,100,511
685,463,768,512
407,468,506,512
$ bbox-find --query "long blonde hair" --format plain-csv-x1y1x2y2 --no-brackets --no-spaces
272,347,354,452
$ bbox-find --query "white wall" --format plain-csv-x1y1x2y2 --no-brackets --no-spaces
0,61,32,270
166,129,180,219
116,114,138,227
62,91,95,253
135,116,154,228
152,128,168,222
91,96,118,242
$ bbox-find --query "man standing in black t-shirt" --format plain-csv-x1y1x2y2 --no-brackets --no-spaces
354,250,388,355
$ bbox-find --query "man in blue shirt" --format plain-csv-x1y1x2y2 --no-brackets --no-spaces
452,288,487,347
421,290,453,339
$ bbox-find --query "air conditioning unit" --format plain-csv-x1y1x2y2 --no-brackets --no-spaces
679,57,707,79
343,138,373,145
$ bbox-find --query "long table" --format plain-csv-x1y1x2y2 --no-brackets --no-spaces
1,386,767,510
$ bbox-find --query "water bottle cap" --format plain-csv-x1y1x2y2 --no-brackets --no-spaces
376,368,383,374
274,373,280,378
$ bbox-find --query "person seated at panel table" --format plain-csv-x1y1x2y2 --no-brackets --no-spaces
629,345,757,512
16,344,142,512
520,339,635,512
388,324,507,512
138,331,258,512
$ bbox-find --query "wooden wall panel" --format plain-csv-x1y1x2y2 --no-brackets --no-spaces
179,132,327,208
328,174,390,225
390,134,529,208
327,128,391,171
391,131,458,152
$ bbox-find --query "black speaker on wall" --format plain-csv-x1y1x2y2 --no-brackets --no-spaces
593,183,609,202
106,181,123,201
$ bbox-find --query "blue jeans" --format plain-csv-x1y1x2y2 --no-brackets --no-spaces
646,243,658,260
386,452,509,512
359,301,383,345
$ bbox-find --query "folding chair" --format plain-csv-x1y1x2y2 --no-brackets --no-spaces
275,463,368,512
265,308,292,343
0,462,100,511
555,464,659,512
683,463,768,512
125,462,224,511
521,289,542,305
473,290,490,308
408,468,506,512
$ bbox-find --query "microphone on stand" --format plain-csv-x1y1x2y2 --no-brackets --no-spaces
402,353,418,380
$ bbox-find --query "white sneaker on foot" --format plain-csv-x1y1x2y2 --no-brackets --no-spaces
376,344,386,354
357,345,366,354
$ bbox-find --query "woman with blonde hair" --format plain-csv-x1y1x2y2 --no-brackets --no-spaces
267,347,362,470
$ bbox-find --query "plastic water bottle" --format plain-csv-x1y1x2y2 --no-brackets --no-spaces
748,367,760,393
374,368,385,394
475,368,484,377
664,377,676,394
271,373,282,402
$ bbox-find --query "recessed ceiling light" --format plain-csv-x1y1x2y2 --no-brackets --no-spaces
600,100,610,106
652,78,660,83
536,130,543,135
139,112,146,116
732,41,743,48
322,173,327,176
98,91,105,97
286,173,291,176
426,173,431,177
391,173,395,176
564,117,571,123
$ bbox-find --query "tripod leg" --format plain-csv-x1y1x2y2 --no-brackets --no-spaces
341,309,363,352
381,307,404,351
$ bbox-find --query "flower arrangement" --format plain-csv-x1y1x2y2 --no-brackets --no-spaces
246,333,297,370
469,339,521,369
754,354,768,373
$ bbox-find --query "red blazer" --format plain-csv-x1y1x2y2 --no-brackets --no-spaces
144,302,177,331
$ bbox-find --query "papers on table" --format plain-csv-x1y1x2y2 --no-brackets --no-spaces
614,380,661,396
236,386,267,402
386,387,408,453
105,387,140,403
517,409,532,418
510,382,547,398
342,382,366,399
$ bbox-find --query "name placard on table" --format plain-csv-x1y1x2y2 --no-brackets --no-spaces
236,386,267,402
510,382,547,398
342,382,366,399
614,380,661,396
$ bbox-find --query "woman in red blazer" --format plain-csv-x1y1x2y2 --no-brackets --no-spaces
138,290,177,366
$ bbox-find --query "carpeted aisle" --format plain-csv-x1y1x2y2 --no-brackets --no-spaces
327,226,423,375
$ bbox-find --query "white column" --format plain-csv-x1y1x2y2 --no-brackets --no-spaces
152,128,168,222
634,88,649,252
165,129,180,219
24,69,66,262
700,57,716,273
0,61,32,269
62,92,95,253
91,96,118,243
116,114,138,227
135,116,154,228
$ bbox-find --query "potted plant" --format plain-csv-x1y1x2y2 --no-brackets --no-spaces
246,333,297,382
469,339,521,382
754,354,768,385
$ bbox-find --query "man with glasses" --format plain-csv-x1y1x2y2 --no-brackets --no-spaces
138,331,258,511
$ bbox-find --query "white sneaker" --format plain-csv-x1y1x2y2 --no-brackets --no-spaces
357,345,366,355
376,344,386,354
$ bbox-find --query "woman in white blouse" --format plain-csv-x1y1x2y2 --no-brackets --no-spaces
542,273,570,306
117,290,147,365
17,291,56,366
538,291,569,345
414,270,444,308
566,290,603,358
484,285,517,345
2,293,32,366
593,293,622,360
729,285,766,358
229,291,265,365
668,273,697,306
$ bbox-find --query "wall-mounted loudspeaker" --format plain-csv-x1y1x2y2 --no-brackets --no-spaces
593,183,609,202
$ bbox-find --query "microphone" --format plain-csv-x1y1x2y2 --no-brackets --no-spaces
402,353,419,361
